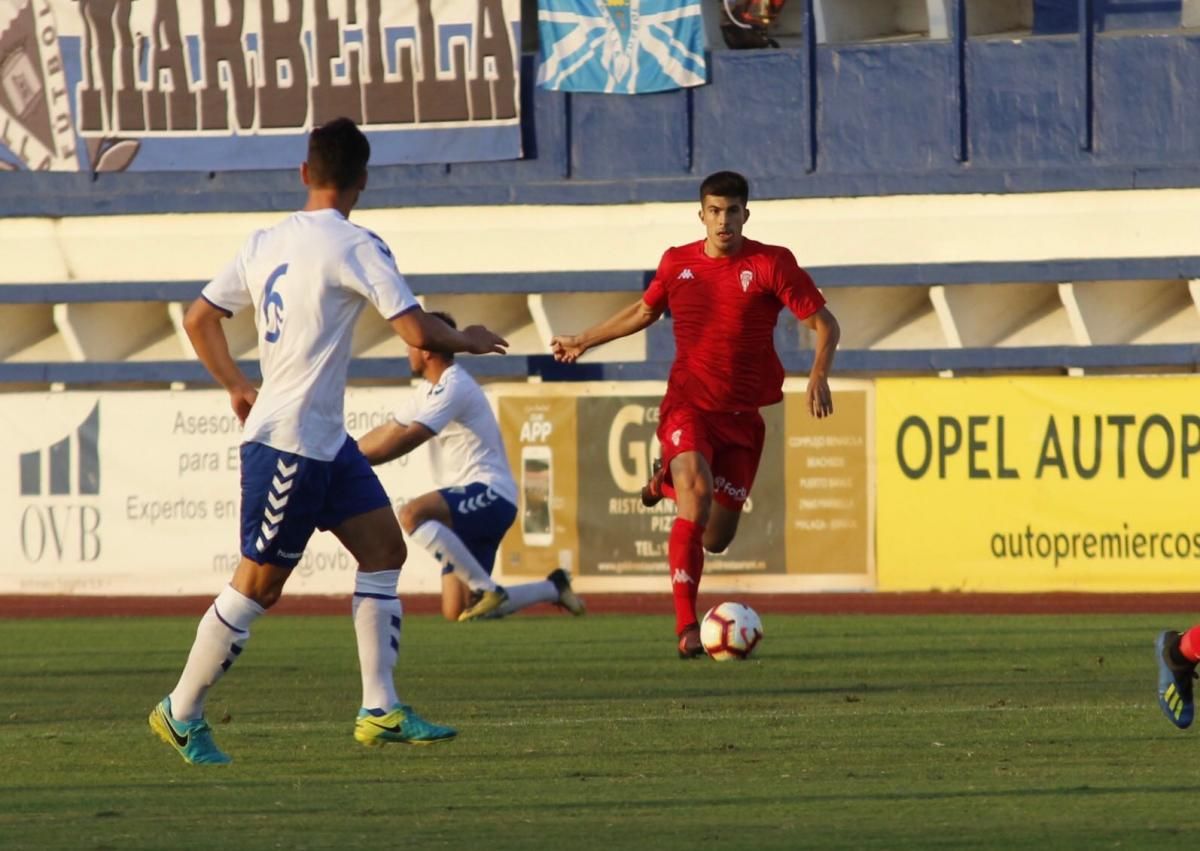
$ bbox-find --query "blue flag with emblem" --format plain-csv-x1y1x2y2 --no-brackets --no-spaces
537,0,707,94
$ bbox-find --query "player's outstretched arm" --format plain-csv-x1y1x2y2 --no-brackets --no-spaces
802,306,840,419
550,297,662,363
358,420,435,466
183,298,257,423
390,308,508,355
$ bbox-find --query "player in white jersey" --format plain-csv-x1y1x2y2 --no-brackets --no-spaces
358,312,585,622
148,118,508,766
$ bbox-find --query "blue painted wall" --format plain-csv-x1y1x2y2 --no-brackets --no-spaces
7,14,1200,217
967,36,1086,167
819,41,960,173
1095,31,1200,164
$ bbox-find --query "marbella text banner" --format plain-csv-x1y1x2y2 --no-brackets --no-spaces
0,388,450,595
498,381,873,589
0,0,521,173
876,376,1200,592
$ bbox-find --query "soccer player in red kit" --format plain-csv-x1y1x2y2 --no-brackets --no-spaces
551,171,840,658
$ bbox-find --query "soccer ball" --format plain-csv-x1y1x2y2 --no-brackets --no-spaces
700,602,763,661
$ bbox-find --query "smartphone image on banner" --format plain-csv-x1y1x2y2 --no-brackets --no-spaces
521,445,553,546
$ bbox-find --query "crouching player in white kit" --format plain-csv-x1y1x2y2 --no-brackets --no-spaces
148,118,508,765
358,312,585,623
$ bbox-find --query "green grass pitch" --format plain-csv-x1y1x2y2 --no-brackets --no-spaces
2,613,1199,849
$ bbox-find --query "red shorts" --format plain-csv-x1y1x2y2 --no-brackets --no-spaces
657,401,766,511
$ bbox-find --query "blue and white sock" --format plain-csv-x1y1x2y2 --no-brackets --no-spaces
169,584,264,721
409,520,497,593
352,570,402,712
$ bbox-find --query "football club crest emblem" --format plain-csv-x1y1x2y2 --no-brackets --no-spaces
0,0,79,171
739,270,753,292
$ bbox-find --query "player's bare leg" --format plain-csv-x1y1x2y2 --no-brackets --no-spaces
173,558,286,713
444,557,584,620
335,506,456,745
400,491,508,620
703,502,742,554
669,451,713,658
153,556,284,765
230,558,292,607
641,457,669,507
441,573,473,621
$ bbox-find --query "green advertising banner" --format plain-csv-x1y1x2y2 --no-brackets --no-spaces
497,382,873,590
575,395,786,577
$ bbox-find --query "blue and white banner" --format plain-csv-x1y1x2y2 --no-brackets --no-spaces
536,0,706,94
0,0,521,173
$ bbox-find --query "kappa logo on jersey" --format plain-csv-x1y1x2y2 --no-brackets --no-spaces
671,568,694,585
256,457,298,552
457,487,499,515
739,270,753,292
671,429,682,446
678,268,694,280
262,263,287,343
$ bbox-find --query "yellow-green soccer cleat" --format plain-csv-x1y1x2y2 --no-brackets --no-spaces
1157,631,1197,730
548,568,585,616
354,704,458,746
148,696,232,765
457,587,509,622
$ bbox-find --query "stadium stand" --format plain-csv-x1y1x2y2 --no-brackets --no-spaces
5,0,1200,386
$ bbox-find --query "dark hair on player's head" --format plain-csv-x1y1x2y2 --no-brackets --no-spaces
699,171,750,205
431,311,457,360
306,118,370,191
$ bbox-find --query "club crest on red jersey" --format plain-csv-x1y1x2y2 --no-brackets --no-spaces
739,270,753,292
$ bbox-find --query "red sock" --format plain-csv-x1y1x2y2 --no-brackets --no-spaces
1180,626,1200,662
669,517,705,635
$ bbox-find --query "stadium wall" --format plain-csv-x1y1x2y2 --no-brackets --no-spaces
7,5,1200,595
8,21,1200,215
9,374,1200,596
0,380,873,596
6,187,1200,383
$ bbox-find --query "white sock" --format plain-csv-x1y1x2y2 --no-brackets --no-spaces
409,520,497,593
495,580,558,617
169,585,264,721
352,570,402,712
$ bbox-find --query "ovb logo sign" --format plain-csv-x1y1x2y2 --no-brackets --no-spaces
18,401,102,562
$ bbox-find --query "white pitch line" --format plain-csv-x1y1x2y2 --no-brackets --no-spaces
459,702,1150,728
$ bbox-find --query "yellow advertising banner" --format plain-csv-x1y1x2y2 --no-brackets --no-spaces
877,376,1200,591
784,389,871,575
497,396,580,578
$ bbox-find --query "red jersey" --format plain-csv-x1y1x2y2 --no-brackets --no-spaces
642,238,825,412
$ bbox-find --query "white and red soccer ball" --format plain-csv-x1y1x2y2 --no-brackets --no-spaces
700,602,763,660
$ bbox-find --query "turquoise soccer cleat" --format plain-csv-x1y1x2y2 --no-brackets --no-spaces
1156,631,1196,730
354,703,457,746
148,696,232,765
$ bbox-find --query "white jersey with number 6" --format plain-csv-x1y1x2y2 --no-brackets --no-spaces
202,208,418,461
393,363,518,505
